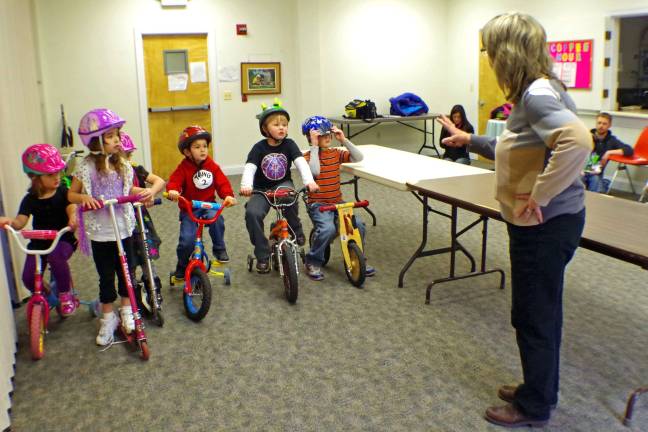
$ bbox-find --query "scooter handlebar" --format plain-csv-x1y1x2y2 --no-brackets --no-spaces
318,200,369,212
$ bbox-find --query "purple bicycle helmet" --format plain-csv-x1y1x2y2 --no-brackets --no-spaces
78,108,125,147
301,116,333,137
22,144,66,175
120,132,136,153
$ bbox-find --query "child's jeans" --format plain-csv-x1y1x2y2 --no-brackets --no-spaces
306,203,366,267
22,241,75,293
582,173,610,193
244,180,304,261
175,208,225,276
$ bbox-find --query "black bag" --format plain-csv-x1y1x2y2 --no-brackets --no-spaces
344,99,378,121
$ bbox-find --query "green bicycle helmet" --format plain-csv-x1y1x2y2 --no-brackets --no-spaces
256,98,290,137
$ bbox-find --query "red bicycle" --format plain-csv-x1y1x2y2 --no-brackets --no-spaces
4,226,74,360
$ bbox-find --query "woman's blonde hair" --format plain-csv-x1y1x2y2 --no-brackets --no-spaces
482,12,560,104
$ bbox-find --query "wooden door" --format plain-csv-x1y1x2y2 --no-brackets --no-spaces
143,34,211,180
478,36,507,135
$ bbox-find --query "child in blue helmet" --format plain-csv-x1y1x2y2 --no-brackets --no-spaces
301,116,376,281
240,100,319,273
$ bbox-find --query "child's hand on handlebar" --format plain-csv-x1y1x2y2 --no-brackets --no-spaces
223,196,237,207
137,188,154,203
239,186,252,197
80,195,101,210
166,190,180,202
306,182,320,193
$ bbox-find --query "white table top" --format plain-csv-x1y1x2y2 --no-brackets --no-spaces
341,144,491,191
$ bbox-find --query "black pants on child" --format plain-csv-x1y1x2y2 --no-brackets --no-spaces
244,180,304,261
91,237,136,304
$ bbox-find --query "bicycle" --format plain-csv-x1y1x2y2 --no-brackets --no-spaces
83,195,150,360
3,225,75,360
246,186,307,304
308,200,370,287
166,194,230,322
133,199,164,327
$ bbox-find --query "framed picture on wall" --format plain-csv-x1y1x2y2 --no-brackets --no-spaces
241,62,281,95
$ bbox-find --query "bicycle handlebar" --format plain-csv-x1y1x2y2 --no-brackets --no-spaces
251,186,308,207
133,198,163,208
163,193,224,225
3,225,72,255
318,200,370,213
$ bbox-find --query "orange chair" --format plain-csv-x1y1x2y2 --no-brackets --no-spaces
606,127,648,197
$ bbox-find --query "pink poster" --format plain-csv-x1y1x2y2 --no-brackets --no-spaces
548,40,593,89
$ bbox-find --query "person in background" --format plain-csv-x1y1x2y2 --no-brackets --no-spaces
581,112,633,193
438,12,592,428
439,104,474,165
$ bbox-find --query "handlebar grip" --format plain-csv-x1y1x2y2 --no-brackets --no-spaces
192,200,222,210
20,230,59,240
354,200,370,208
116,195,141,204
318,205,337,212
153,198,162,206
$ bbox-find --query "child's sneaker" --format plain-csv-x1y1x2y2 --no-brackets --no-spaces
366,265,376,277
58,291,77,317
256,260,270,274
96,312,120,346
213,249,230,263
305,263,324,281
119,306,135,334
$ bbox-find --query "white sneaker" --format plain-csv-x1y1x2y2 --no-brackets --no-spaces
96,313,120,346
119,306,135,334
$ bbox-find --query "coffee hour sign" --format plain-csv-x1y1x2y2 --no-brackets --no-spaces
548,39,593,89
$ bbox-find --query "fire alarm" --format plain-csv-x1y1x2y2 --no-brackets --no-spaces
236,24,247,35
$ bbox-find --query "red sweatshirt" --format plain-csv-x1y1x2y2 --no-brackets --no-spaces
166,156,234,207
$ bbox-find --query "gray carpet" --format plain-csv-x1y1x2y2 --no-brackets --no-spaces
8,163,648,431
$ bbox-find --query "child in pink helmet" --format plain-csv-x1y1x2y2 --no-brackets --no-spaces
0,144,78,316
119,132,166,309
67,108,151,346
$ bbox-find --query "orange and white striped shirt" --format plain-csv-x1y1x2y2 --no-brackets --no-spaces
303,147,351,204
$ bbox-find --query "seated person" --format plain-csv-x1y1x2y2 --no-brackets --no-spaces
582,112,633,193
439,104,474,165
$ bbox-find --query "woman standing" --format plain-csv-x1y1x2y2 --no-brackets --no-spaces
439,12,592,428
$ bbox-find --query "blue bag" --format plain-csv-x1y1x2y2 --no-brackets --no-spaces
389,93,429,116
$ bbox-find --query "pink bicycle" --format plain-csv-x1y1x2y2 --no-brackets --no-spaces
3,225,74,360
83,195,150,360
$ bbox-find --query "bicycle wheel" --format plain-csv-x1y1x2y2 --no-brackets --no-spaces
139,340,150,361
280,243,299,304
309,229,330,266
345,241,366,288
184,268,212,322
223,268,231,286
29,303,46,360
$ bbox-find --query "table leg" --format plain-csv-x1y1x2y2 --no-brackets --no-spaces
341,176,377,226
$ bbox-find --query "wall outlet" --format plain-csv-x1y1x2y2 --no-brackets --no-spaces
223,91,232,100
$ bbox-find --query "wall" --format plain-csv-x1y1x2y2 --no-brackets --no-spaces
0,0,43,426
34,0,302,171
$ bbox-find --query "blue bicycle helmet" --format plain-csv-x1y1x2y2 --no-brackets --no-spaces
301,116,333,137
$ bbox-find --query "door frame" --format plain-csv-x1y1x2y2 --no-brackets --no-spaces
134,26,218,172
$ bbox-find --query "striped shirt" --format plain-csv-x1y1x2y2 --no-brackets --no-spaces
303,147,351,204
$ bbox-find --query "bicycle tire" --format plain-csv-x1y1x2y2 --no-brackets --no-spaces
184,268,212,322
30,303,46,360
345,241,366,288
280,243,299,304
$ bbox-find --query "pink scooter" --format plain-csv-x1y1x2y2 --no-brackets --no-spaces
83,195,149,360
3,226,73,360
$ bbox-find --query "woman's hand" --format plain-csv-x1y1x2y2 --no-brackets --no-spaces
437,115,471,147
514,193,543,223
239,186,252,197
223,196,237,207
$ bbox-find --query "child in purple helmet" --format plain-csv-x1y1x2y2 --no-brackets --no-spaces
0,144,79,316
301,116,376,280
119,132,166,308
68,108,152,346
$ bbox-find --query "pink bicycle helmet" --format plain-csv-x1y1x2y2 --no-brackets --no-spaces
120,132,136,153
22,144,66,175
78,108,125,147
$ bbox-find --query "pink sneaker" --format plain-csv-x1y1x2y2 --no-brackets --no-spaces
58,292,77,317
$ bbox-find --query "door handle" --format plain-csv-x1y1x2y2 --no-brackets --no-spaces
148,104,210,113
479,100,485,107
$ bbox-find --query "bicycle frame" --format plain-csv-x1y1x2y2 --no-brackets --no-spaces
318,200,369,269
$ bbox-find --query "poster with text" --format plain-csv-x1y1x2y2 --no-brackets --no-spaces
548,39,592,89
